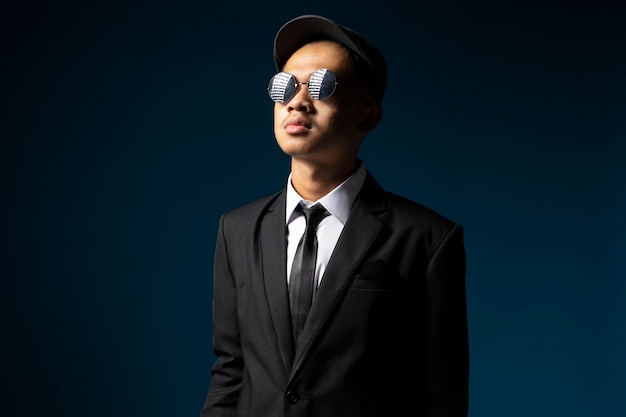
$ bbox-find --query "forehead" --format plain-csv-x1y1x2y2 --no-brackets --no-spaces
283,41,351,78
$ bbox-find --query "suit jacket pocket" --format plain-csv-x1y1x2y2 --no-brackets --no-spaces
350,259,399,290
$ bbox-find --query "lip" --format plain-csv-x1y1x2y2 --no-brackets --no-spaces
284,118,311,134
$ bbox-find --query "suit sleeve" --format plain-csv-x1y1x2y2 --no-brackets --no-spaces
200,213,242,417
425,223,469,417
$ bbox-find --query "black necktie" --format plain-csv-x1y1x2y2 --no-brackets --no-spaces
289,203,329,343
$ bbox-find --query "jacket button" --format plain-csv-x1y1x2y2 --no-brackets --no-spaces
285,390,301,404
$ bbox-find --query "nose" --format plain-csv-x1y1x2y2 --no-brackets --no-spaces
287,82,313,113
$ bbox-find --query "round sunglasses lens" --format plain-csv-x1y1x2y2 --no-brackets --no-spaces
268,72,297,103
308,69,337,100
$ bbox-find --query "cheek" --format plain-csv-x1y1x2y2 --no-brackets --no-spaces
273,105,284,128
326,96,363,126
317,101,346,124
328,109,360,132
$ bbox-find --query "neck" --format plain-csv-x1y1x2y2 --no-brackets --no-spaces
290,158,359,202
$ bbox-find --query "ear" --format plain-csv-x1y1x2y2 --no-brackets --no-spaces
358,105,383,133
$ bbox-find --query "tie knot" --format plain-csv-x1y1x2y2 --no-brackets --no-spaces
298,204,329,230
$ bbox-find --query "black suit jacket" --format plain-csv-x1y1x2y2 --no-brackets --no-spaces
201,172,469,417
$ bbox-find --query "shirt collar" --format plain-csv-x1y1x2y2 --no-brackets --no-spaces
286,161,367,226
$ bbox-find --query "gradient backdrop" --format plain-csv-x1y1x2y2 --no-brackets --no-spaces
3,1,625,416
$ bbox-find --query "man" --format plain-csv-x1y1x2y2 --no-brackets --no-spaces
200,14,469,417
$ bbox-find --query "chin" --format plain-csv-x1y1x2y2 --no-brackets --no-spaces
276,135,310,152
279,146,309,158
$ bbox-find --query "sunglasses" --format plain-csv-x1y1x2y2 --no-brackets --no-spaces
267,68,369,104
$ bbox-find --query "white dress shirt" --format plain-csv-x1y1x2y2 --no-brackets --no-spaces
285,162,367,287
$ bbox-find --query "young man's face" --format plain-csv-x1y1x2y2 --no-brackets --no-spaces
273,41,372,168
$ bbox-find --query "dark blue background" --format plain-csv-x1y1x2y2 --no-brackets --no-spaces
3,1,625,416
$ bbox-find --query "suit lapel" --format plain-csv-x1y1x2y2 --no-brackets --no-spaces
259,190,296,374
290,174,388,372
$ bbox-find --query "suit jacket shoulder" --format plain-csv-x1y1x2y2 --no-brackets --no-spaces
219,190,283,230
360,172,462,255
382,188,458,228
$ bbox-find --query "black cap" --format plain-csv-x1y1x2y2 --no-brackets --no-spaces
273,14,388,104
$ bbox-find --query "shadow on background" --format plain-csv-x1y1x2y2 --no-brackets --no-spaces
3,0,625,416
